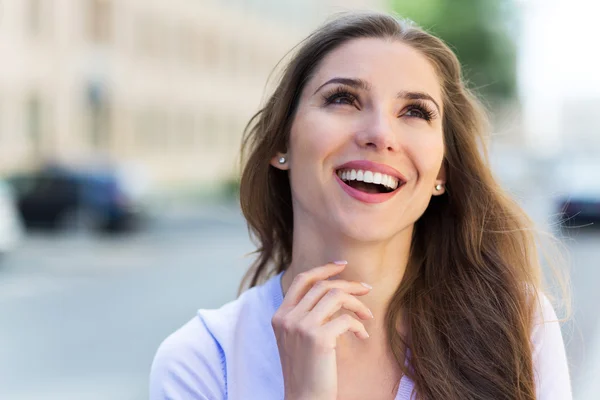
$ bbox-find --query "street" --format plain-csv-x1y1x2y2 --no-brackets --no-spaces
0,200,598,400
0,204,253,400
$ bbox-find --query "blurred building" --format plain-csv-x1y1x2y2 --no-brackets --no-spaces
517,0,600,160
0,0,383,190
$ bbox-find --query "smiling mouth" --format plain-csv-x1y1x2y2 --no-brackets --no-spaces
336,169,405,194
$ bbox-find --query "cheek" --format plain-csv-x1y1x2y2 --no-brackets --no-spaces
289,110,347,162
408,132,445,178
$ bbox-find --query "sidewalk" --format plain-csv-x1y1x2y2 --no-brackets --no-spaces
148,199,245,230
577,318,600,399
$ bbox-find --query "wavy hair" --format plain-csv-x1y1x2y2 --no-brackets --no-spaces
237,11,566,400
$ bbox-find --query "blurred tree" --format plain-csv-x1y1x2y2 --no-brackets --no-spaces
389,0,517,103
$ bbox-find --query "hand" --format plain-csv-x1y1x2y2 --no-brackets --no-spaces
272,262,373,400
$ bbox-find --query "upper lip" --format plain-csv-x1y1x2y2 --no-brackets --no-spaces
335,160,407,183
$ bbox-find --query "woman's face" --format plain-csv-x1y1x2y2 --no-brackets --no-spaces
272,38,446,242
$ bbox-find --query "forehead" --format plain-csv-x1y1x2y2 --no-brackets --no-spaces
307,38,442,102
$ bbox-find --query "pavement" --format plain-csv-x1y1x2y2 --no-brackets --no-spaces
0,203,253,400
0,200,598,399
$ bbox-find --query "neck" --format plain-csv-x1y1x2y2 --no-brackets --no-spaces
280,219,413,339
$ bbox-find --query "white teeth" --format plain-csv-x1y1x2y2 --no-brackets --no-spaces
373,172,382,185
337,168,401,190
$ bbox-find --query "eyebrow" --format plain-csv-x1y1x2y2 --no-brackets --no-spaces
313,77,441,113
397,90,441,113
313,77,371,94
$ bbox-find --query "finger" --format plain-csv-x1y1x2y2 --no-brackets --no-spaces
320,313,369,340
281,262,347,308
305,288,374,324
294,279,371,315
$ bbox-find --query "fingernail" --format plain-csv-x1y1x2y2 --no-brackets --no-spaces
368,309,374,318
364,331,370,338
333,260,348,265
361,282,372,289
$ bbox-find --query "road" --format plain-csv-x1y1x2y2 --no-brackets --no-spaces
0,200,598,400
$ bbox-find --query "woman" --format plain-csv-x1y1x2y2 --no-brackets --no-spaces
150,12,571,400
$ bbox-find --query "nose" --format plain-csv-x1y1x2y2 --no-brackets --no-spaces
355,109,399,152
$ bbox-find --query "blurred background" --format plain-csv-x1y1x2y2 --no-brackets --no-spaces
0,0,598,399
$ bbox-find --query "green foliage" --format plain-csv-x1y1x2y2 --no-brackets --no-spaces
221,176,241,202
389,0,517,101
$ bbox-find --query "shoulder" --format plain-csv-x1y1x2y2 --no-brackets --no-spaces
197,273,283,344
149,317,226,400
531,293,572,400
149,272,284,400
531,293,567,354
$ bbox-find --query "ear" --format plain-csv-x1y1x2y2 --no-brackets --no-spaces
433,162,446,196
270,152,289,171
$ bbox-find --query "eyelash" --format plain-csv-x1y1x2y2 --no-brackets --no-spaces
321,87,437,122
322,86,359,107
404,100,436,122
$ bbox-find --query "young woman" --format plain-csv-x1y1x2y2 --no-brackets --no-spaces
150,12,571,400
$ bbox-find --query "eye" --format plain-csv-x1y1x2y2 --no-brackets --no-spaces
322,87,359,107
405,107,427,119
402,102,436,122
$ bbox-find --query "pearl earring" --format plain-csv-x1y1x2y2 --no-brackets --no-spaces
278,156,286,165
435,184,443,191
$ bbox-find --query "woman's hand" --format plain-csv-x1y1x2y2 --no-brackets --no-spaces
272,262,373,400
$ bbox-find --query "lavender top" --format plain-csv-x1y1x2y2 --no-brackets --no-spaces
150,271,572,399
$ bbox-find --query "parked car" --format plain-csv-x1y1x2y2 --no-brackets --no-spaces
554,160,600,227
8,165,150,233
0,179,24,259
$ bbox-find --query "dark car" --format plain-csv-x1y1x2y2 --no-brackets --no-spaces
8,166,147,232
555,161,600,228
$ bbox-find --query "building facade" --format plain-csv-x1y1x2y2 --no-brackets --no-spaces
0,0,383,189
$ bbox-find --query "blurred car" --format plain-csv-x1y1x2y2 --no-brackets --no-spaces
555,160,600,226
0,179,24,258
8,165,150,233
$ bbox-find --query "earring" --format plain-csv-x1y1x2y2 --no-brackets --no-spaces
435,183,443,191
278,156,287,164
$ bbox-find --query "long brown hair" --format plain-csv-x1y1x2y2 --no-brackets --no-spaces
238,11,565,400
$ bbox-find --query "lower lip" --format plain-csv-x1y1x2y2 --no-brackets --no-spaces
334,173,402,204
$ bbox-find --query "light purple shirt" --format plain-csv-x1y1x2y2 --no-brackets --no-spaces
149,271,572,399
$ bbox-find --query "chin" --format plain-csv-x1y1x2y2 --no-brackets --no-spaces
335,213,402,243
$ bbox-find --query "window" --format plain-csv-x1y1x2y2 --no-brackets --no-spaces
228,117,243,148
134,16,152,57
135,108,167,150
0,100,3,146
176,26,200,68
134,15,167,60
88,0,112,44
26,94,42,156
26,0,54,38
201,30,220,68
87,83,111,149
27,0,42,36
176,112,197,148
202,113,219,148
